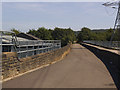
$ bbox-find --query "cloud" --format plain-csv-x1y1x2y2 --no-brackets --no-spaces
2,2,115,31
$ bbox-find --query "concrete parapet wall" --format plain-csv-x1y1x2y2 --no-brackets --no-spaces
2,44,71,80
81,43,120,89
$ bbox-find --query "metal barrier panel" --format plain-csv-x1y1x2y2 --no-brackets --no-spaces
10,40,61,59
84,40,120,49
0,31,61,59
16,40,61,58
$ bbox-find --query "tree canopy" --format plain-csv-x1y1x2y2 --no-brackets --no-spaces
11,28,20,35
77,27,120,42
27,27,76,47
14,26,119,46
28,27,53,40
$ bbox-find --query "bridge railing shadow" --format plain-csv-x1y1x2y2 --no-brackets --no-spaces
81,43,120,89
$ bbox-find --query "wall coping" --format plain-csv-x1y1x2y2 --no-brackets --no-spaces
83,43,120,55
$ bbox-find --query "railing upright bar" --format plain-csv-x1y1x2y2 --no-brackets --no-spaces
84,40,120,50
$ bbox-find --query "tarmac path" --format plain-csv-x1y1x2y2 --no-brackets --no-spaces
2,44,116,88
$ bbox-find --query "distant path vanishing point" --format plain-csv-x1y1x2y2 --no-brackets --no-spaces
3,44,116,88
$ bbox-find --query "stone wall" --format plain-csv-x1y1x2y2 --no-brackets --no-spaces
2,44,71,80
81,43,120,89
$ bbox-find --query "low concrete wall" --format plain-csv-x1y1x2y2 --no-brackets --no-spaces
81,43,120,89
2,44,71,80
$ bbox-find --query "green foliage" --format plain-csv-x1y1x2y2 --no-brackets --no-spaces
27,26,120,45
11,28,20,35
77,27,92,42
112,29,120,41
27,27,76,47
105,28,113,41
28,27,53,40
52,27,76,46
77,27,119,42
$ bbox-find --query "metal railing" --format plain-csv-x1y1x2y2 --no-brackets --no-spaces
0,31,61,59
16,40,61,58
83,41,120,50
2,40,61,59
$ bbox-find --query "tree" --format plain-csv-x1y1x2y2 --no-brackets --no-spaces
113,29,120,41
11,28,20,35
27,27,76,46
77,27,92,42
105,28,113,41
52,27,76,46
77,27,116,42
27,27,53,40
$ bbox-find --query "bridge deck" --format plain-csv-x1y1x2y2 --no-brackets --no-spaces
2,44,116,88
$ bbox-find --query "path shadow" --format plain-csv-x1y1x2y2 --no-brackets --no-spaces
72,47,86,49
81,44,120,90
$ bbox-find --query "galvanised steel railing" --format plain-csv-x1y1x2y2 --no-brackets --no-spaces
13,40,61,59
83,41,120,50
2,40,61,59
1,31,61,59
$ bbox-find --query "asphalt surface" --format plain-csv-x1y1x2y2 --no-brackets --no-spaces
2,44,116,88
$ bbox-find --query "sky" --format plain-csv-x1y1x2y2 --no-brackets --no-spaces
2,2,117,32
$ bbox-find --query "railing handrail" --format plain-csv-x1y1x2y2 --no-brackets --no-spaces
83,40,120,50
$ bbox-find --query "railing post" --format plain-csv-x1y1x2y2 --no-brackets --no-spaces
0,32,2,53
0,31,2,88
